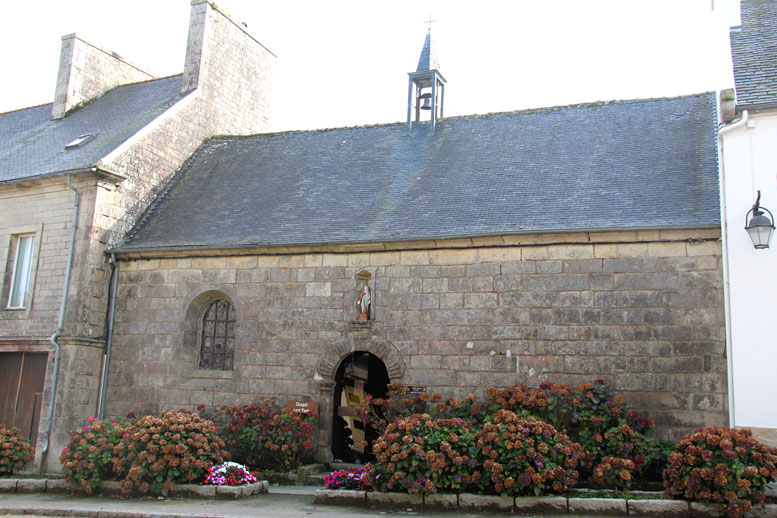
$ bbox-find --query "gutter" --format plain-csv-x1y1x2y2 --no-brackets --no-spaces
40,173,81,471
736,102,777,114
717,108,749,428
97,253,119,420
0,165,125,188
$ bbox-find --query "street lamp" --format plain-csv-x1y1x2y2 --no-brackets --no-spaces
745,190,775,249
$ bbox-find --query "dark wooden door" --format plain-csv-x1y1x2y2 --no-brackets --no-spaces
0,352,47,445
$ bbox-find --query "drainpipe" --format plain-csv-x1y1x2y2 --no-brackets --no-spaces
717,109,749,428
40,173,80,471
97,253,119,420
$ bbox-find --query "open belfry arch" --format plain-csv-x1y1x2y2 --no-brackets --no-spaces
407,27,446,134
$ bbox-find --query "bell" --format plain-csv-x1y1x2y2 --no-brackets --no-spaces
419,93,432,110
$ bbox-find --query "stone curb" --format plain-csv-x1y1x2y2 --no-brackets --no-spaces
627,498,690,517
313,489,777,517
422,493,457,510
568,497,627,516
0,508,220,518
0,478,269,499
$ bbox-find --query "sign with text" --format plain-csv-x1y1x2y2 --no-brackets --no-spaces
286,400,318,415
405,385,427,395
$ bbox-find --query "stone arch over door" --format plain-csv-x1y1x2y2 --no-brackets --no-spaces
316,335,405,384
313,334,405,463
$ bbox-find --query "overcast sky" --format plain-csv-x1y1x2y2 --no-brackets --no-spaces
1,0,739,132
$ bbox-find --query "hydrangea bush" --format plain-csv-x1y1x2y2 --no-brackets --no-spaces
663,427,777,517
358,384,481,437
366,415,476,494
473,412,584,496
59,417,125,493
0,425,34,475
590,456,637,493
219,400,316,472
486,380,661,481
360,380,671,495
113,410,229,495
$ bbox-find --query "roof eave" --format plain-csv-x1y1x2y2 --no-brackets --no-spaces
0,165,126,187
109,224,721,259
736,101,777,114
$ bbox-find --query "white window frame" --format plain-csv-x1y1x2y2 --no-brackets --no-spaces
7,234,35,309
2,226,42,313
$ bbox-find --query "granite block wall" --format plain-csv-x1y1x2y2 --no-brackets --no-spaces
108,229,727,448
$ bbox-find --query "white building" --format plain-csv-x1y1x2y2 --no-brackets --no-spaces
719,0,777,445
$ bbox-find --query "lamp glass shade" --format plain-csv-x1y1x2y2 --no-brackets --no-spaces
746,213,775,249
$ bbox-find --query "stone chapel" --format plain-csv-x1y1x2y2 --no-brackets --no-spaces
107,33,725,462
1,1,728,469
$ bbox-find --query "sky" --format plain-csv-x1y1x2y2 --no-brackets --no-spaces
0,0,740,132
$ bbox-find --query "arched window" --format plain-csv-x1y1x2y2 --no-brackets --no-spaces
199,299,235,370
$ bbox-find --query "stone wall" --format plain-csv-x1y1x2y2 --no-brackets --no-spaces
0,176,101,339
83,0,275,357
0,174,109,470
52,34,154,120
108,229,727,450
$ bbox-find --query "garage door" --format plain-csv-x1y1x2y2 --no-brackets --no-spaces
0,352,47,446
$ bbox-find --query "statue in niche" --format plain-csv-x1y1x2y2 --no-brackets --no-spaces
357,285,371,321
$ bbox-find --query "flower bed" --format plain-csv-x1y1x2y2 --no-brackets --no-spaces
349,380,777,518
218,400,317,472
205,462,257,486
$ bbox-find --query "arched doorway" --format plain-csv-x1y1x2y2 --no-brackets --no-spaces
331,351,389,463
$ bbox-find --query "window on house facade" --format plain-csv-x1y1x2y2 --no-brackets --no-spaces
199,299,235,370
6,234,35,309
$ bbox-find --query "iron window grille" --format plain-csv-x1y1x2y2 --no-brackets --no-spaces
199,299,235,370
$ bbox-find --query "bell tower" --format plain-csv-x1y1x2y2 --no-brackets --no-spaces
407,27,446,134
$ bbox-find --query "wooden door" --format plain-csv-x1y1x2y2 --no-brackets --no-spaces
0,352,47,445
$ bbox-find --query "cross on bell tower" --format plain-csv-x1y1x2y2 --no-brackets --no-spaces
407,20,446,134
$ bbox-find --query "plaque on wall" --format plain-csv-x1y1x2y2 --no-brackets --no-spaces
286,401,318,415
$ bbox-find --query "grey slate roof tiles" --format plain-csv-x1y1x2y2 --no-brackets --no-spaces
416,30,439,72
731,0,777,110
118,93,719,252
0,75,183,183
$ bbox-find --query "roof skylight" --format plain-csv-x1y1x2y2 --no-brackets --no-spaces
65,134,95,150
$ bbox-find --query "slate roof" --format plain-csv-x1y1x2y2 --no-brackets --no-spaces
730,0,777,110
117,93,720,253
416,30,439,72
0,75,184,184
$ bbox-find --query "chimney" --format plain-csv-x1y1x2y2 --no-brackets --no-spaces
180,0,276,134
51,34,154,120
719,88,737,124
181,1,210,94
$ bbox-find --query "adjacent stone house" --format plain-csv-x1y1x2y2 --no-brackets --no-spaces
108,30,726,461
718,0,777,446
0,0,275,471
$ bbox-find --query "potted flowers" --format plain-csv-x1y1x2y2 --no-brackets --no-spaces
205,462,257,487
